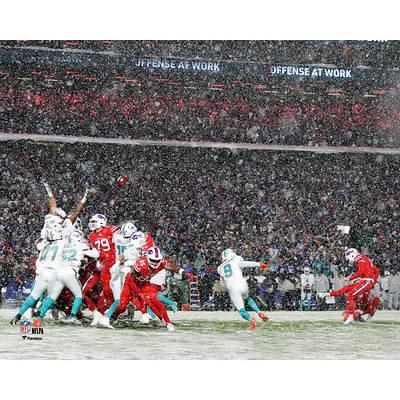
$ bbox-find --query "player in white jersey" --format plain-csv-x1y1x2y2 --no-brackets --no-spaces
38,230,99,323
217,248,269,330
104,222,142,320
10,183,89,325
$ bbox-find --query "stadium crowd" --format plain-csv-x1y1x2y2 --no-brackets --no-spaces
1,80,400,147
1,40,399,68
1,140,400,310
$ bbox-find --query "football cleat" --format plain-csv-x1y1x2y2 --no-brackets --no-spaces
139,313,150,324
250,317,257,330
65,316,82,325
90,310,103,326
258,311,269,322
343,312,354,325
10,314,22,325
166,323,175,331
98,316,114,330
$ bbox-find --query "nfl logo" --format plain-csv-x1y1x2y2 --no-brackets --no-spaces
20,320,32,334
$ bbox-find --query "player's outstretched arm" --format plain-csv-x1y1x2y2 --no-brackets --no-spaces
68,188,89,224
43,182,57,215
167,264,196,281
240,260,269,272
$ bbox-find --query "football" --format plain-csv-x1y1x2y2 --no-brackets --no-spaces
116,175,129,187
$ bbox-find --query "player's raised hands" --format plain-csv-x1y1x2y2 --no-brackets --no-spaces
43,182,53,197
81,187,89,204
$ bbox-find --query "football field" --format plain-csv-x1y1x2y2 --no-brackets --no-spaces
1,309,400,359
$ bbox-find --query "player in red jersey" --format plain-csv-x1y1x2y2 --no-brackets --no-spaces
101,246,196,331
318,248,380,324
87,214,120,325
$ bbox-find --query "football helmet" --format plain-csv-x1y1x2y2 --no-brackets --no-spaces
121,221,137,238
68,230,84,244
46,226,63,241
74,217,83,231
88,214,107,231
221,248,236,263
44,214,63,229
146,247,163,269
344,248,359,264
304,266,311,274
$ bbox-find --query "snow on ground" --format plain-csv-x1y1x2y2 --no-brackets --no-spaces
1,308,400,359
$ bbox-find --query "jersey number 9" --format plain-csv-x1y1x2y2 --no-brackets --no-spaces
223,264,233,278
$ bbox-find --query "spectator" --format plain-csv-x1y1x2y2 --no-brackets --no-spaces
380,270,390,309
388,270,400,310
314,268,330,310
300,266,315,311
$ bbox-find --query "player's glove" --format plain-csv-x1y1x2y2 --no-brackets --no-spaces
81,188,89,204
260,262,269,272
43,182,53,197
183,272,196,282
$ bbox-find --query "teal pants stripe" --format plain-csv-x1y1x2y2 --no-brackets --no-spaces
246,297,260,313
71,297,83,316
147,307,157,319
106,299,120,319
157,294,176,307
17,295,38,316
239,308,251,321
39,297,55,318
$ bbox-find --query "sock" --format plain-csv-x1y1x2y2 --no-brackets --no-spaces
246,297,261,313
147,307,157,319
39,297,55,318
18,295,38,316
239,308,251,321
157,294,177,308
71,297,83,317
106,299,120,319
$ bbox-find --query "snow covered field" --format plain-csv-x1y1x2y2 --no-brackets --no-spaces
1,309,400,359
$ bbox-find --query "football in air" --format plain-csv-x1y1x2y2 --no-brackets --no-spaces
116,175,129,187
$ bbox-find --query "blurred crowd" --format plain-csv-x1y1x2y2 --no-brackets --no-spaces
1,140,400,309
1,81,400,147
2,40,399,68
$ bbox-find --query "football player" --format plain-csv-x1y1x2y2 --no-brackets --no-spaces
100,247,195,331
87,214,120,325
10,185,88,324
38,230,99,323
217,248,269,330
318,248,380,324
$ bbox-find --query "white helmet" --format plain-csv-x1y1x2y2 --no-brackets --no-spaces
121,221,137,238
344,248,359,264
146,247,163,269
46,225,63,241
89,214,107,231
68,230,84,244
221,248,236,262
304,266,311,274
74,217,83,231
44,214,63,229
